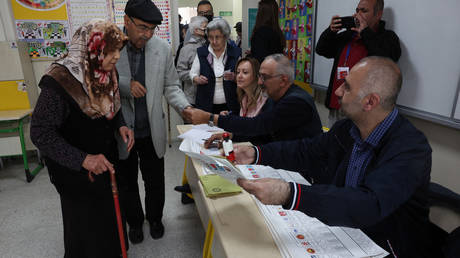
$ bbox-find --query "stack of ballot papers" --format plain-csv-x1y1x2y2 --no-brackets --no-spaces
199,174,242,198
238,165,389,258
179,138,243,182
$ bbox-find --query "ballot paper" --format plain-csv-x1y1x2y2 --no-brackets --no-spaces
179,138,243,181
178,124,224,145
238,165,389,258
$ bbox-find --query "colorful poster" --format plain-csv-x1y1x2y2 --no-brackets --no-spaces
11,0,68,20
67,0,113,37
113,0,172,44
15,19,69,59
279,0,314,86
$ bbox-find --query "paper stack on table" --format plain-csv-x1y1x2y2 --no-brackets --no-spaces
238,165,389,258
179,138,243,182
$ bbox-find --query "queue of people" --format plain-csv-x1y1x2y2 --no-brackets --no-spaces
28,0,457,257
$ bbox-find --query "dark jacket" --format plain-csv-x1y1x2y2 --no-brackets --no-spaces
316,21,401,109
249,26,284,64
195,43,241,114
258,114,440,257
218,85,322,142
231,98,274,146
31,75,122,197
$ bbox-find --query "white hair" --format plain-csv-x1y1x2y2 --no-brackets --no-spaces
188,16,207,35
206,18,231,39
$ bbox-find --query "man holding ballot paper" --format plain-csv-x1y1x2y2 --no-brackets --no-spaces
233,57,441,258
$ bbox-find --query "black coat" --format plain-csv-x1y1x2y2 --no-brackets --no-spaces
249,26,284,64
218,85,322,142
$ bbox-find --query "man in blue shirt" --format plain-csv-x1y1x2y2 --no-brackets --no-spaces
234,56,438,257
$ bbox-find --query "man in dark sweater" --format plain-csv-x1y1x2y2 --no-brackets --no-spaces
234,57,440,257
316,0,401,126
186,53,323,143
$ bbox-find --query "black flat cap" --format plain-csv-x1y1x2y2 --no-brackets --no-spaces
125,0,163,25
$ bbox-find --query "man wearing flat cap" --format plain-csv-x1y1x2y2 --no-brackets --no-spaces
115,0,192,244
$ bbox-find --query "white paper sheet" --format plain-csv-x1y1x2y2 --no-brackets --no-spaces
238,165,389,258
179,139,242,181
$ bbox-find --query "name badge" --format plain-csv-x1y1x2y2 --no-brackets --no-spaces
337,67,349,80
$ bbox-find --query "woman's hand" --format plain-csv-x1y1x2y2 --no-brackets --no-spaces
82,154,114,175
119,126,134,152
193,75,209,85
219,110,229,116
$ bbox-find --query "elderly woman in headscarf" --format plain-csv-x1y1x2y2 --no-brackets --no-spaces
190,18,242,115
30,19,133,258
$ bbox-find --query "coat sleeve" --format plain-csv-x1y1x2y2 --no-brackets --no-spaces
361,28,401,62
315,27,341,59
30,84,87,172
261,127,431,229
176,44,194,83
218,95,313,137
162,46,191,113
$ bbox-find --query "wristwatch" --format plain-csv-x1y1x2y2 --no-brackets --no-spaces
208,113,214,127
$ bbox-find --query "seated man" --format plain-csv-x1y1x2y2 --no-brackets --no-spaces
186,54,323,142
234,56,439,257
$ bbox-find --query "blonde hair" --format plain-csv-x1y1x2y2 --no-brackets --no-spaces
236,57,262,110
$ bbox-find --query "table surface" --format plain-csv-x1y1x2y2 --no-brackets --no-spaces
0,109,32,122
178,125,282,258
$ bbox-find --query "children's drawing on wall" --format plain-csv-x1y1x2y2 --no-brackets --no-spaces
16,21,42,39
307,14,312,36
279,0,286,19
291,18,298,40
43,22,68,40
304,60,311,83
285,20,291,40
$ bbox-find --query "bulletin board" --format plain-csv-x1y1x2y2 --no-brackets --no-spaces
11,0,173,60
279,0,314,92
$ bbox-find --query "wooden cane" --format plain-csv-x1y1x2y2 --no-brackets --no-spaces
110,170,128,258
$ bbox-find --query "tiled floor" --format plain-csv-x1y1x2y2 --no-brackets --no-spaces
0,142,204,258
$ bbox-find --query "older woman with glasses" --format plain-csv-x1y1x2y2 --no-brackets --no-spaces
190,18,242,116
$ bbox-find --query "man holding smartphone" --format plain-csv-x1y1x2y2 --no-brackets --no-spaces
316,0,401,126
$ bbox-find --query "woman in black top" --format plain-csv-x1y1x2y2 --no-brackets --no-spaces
249,0,286,63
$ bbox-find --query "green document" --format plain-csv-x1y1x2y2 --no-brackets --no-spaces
199,174,242,198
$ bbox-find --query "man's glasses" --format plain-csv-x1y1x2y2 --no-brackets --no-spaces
129,16,159,34
258,74,282,82
198,11,213,16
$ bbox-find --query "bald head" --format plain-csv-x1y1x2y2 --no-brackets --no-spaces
354,56,402,110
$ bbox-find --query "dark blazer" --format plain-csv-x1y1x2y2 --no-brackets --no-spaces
249,26,284,64
195,43,241,114
315,21,401,109
218,85,322,142
257,114,441,257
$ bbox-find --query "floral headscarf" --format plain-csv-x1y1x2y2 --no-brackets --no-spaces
46,19,128,120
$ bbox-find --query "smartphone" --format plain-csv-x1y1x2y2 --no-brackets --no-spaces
340,16,356,30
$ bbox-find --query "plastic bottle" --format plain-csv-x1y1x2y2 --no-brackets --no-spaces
222,132,235,162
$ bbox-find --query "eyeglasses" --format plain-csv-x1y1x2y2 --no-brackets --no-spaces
129,16,159,34
198,11,213,16
258,74,282,82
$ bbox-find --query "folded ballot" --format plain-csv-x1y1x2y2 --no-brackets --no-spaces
199,174,242,198
179,138,244,181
